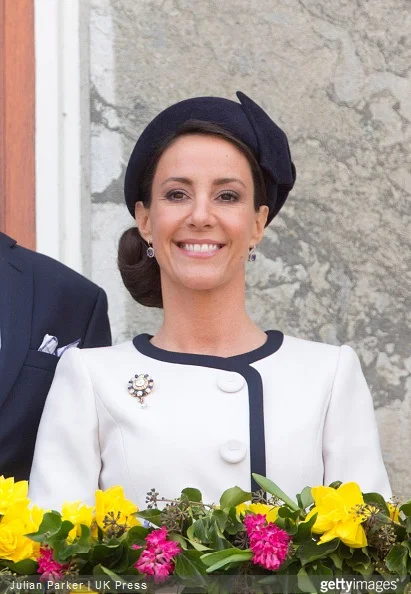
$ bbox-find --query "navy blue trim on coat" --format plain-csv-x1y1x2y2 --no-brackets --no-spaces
132,330,284,492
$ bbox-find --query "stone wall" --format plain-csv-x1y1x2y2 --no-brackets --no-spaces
90,0,411,494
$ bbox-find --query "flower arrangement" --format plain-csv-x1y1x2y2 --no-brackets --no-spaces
0,473,410,593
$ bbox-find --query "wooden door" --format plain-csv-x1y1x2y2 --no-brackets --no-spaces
0,0,35,249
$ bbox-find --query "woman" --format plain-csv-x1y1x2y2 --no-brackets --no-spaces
29,92,391,508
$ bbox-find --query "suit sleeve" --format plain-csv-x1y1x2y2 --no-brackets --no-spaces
28,347,100,509
322,344,392,498
81,288,112,348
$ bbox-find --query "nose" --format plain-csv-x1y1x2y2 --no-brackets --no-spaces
187,195,216,228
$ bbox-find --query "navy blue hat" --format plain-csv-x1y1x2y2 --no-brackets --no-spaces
124,91,296,226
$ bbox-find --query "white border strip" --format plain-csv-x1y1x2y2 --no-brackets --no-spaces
34,0,89,275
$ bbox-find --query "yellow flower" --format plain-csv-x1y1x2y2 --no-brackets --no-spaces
387,503,400,523
94,486,140,535
0,476,29,515
0,501,44,562
61,501,94,541
236,502,279,523
305,483,367,548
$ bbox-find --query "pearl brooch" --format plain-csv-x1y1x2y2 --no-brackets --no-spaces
128,373,154,407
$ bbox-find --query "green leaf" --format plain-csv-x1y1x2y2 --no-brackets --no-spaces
47,520,76,549
399,501,411,517
278,506,301,520
125,525,150,547
403,540,411,556
201,548,253,573
203,578,231,594
405,517,411,534
252,474,299,511
174,549,208,586
300,487,314,510
219,486,251,509
89,542,123,565
338,543,353,559
297,567,317,593
193,517,210,543
187,539,211,552
385,544,408,579
345,549,373,576
284,517,299,535
206,552,253,573
181,487,202,502
201,547,247,567
25,511,62,542
294,513,318,543
6,559,37,575
312,561,333,576
212,509,228,532
135,508,162,526
186,524,196,541
93,564,124,581
363,492,389,515
186,519,212,550
329,553,343,570
111,542,132,573
328,481,342,489
191,516,231,551
224,506,245,535
54,524,92,561
169,532,188,550
297,538,340,565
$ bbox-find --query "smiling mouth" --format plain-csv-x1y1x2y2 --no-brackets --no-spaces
175,242,225,253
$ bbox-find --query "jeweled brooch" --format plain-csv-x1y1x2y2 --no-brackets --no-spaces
128,373,154,408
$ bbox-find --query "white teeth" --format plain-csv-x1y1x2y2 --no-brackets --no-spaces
180,243,220,252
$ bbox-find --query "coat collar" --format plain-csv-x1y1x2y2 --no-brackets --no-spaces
132,330,284,369
0,233,33,406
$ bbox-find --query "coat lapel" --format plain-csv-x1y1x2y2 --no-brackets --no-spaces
0,237,33,407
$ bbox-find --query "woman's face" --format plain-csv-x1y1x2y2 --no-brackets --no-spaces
135,134,268,293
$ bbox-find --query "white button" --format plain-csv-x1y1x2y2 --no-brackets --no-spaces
219,440,247,464
216,371,245,392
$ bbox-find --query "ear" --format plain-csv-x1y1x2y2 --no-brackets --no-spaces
251,205,269,246
135,201,152,241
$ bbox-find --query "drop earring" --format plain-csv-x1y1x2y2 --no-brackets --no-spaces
146,241,155,258
248,245,257,262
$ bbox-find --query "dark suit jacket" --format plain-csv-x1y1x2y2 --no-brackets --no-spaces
0,232,112,480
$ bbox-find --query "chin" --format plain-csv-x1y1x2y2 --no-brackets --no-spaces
177,274,227,292
181,280,223,292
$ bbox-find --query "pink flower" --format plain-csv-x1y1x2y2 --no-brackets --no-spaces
243,513,266,534
37,547,68,581
244,513,291,571
145,525,169,547
135,526,181,583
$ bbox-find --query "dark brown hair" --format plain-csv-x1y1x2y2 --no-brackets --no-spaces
118,120,268,308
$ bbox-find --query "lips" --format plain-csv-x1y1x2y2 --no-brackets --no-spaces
177,243,223,253
174,241,225,256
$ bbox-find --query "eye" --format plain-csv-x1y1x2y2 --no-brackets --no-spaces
218,191,239,202
165,190,188,201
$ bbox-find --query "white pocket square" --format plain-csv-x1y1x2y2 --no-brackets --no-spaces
38,334,81,357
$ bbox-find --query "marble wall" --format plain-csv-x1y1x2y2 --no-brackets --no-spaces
89,0,411,494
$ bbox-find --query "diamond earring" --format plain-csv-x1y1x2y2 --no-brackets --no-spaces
146,241,155,258
248,245,257,262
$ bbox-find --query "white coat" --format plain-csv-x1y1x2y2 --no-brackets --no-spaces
28,331,392,509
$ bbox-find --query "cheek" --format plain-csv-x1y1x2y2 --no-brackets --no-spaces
226,216,255,243
151,212,179,243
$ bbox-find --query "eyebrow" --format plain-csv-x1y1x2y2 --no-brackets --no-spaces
161,176,246,188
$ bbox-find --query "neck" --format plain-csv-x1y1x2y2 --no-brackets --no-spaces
151,275,267,357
